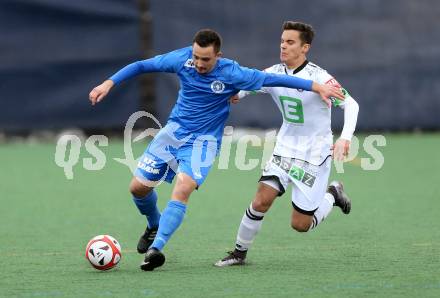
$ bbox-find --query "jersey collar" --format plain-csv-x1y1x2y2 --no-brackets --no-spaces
283,60,309,75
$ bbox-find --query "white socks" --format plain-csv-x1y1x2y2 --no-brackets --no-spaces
235,204,265,251
235,192,335,250
309,192,334,231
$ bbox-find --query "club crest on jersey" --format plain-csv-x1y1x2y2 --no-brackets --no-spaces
211,80,225,93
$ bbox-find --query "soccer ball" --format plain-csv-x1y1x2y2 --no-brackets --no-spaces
85,235,122,270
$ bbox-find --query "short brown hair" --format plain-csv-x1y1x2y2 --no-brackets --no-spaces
282,21,315,45
193,29,222,53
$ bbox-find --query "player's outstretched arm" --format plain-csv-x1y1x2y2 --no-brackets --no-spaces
262,73,344,107
88,47,187,106
332,139,351,161
88,58,160,106
311,82,345,108
230,89,266,104
89,79,114,106
332,96,359,160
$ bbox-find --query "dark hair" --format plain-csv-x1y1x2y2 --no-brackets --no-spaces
193,29,222,53
282,21,315,45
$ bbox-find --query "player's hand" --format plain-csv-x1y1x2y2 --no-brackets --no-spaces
89,80,114,106
230,94,240,104
312,82,345,108
331,138,350,161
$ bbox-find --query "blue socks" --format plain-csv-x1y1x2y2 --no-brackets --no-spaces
133,194,187,251
151,200,186,251
132,190,161,229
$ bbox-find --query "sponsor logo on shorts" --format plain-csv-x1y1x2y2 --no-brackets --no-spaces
302,172,316,187
137,156,161,174
272,155,316,187
137,161,160,174
288,165,316,187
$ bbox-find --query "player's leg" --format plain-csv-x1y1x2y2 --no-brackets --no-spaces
131,136,178,254
141,142,215,271
129,178,160,253
292,181,351,231
215,182,279,267
290,207,314,232
291,187,335,232
236,182,279,253
215,156,289,267
290,159,351,232
290,158,332,231
151,139,217,249
141,172,196,271
306,157,352,230
150,172,196,251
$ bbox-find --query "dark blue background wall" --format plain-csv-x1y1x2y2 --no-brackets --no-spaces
1,0,439,131
0,0,141,131
150,0,440,131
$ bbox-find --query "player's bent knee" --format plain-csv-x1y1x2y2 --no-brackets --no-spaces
291,221,311,233
172,184,194,200
129,178,153,198
252,198,272,213
252,190,277,213
172,174,197,202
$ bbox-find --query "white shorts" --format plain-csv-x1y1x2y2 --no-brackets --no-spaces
259,155,332,214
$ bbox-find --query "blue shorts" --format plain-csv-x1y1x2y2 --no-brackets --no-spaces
134,122,218,187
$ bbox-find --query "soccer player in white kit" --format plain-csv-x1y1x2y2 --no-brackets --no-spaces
215,21,359,267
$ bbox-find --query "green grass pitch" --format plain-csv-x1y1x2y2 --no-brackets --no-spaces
0,133,439,297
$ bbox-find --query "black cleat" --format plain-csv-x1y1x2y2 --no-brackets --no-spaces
137,227,158,254
214,250,247,267
140,248,165,271
328,181,351,214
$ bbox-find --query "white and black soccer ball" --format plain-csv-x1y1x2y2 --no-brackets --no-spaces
85,235,122,270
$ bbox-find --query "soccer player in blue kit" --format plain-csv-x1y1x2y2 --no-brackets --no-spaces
89,29,344,271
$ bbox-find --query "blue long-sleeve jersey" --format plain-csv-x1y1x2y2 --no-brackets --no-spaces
110,46,313,145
